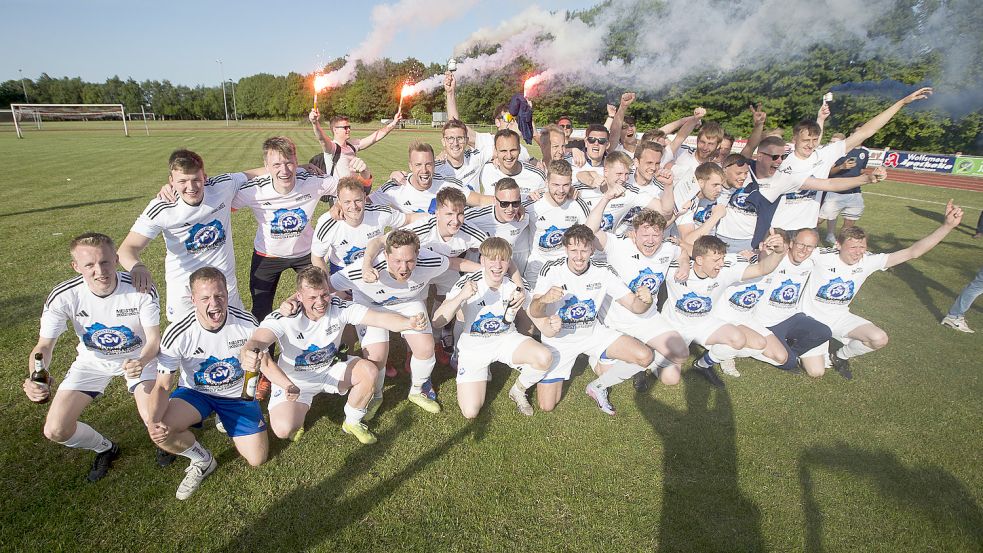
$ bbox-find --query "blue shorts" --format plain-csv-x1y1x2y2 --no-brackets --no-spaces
171,387,266,438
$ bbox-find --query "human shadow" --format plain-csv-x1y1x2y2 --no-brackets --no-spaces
869,232,957,320
0,197,141,218
216,408,492,552
635,371,765,552
906,206,976,237
798,442,983,552
0,293,47,327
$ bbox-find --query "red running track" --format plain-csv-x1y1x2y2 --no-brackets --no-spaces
885,169,983,192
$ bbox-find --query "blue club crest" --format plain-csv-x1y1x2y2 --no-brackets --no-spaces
539,225,566,250
374,295,402,306
184,219,226,252
194,356,243,387
558,296,596,325
817,277,855,303
82,323,141,354
629,268,664,293
694,205,713,224
342,246,366,265
622,206,642,226
675,291,712,315
729,284,763,310
295,343,337,369
600,213,614,231
471,312,508,335
770,279,801,305
271,208,308,235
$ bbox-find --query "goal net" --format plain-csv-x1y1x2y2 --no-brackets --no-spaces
11,103,129,138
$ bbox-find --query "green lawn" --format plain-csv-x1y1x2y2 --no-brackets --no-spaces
1,121,981,552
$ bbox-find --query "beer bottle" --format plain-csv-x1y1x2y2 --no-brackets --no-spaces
31,353,51,404
241,348,261,400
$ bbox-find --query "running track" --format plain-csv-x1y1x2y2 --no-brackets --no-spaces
884,169,983,192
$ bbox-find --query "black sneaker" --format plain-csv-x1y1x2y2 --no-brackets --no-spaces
632,371,652,392
156,447,176,468
88,442,121,482
693,362,725,388
831,349,853,380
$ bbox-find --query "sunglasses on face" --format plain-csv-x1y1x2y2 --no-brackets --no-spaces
762,152,790,161
334,125,351,131
558,124,572,129
496,199,522,208
586,137,609,145
725,158,751,168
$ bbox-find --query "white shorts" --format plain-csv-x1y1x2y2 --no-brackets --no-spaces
716,309,773,337
456,333,533,383
268,358,357,409
819,192,864,221
665,315,731,347
166,281,244,323
810,309,872,343
60,357,158,395
356,301,432,347
541,325,622,383
603,303,677,344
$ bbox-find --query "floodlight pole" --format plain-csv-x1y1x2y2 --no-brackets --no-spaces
217,59,229,127
19,69,29,102
229,79,239,123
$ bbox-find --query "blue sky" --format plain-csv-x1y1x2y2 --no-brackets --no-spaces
2,0,596,86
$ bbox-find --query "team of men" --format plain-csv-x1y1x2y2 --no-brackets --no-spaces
24,80,966,501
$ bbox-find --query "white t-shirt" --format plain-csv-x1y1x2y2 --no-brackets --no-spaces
233,169,339,258
524,196,591,260
533,258,631,344
602,235,679,320
448,271,521,344
752,253,817,327
260,297,368,376
663,254,748,325
157,306,259,399
571,158,605,186
368,175,467,215
759,141,846,203
463,205,530,254
435,132,494,192
803,248,888,316
715,175,758,240
405,217,488,259
330,250,449,307
477,161,546,198
311,205,406,273
670,147,704,183
712,255,765,321
131,172,246,303
576,184,652,233
41,273,160,363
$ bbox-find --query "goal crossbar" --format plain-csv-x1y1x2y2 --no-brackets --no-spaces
11,103,129,138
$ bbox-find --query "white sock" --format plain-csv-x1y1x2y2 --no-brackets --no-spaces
648,351,674,371
178,441,211,465
515,364,548,390
58,422,112,453
408,355,436,395
737,346,765,359
592,363,643,388
709,343,742,363
344,403,367,425
837,340,875,360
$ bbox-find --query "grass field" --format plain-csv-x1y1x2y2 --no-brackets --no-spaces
1,121,982,552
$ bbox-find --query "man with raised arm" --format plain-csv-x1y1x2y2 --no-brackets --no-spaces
308,108,401,180
477,129,547,198
370,141,493,213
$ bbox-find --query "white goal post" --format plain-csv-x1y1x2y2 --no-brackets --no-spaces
11,103,129,138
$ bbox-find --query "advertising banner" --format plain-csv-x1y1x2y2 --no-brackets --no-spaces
881,151,956,173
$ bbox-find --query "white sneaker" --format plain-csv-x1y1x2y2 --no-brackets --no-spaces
720,358,740,377
214,418,227,434
586,383,616,416
176,456,217,500
941,315,975,333
508,384,534,416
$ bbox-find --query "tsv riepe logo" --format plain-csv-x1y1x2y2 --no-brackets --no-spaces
729,285,763,310
343,246,366,265
676,291,712,316
770,279,801,306
82,323,142,354
184,219,226,252
558,296,596,327
194,356,243,390
629,268,664,293
539,225,566,250
470,312,509,335
817,277,855,304
271,208,308,237
294,343,337,370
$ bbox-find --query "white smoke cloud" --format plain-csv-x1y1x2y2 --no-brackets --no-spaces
319,0,480,88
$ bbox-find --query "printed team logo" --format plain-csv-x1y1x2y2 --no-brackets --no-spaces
342,246,366,265
629,268,665,293
539,225,566,250
414,198,439,214
193,356,243,390
675,291,712,316
558,296,597,327
184,219,226,252
693,204,713,225
82,323,142,355
622,206,642,226
769,279,801,306
728,284,764,311
600,213,615,231
729,189,755,214
783,189,817,202
470,312,509,335
816,277,855,304
294,343,338,371
374,295,403,306
271,208,308,237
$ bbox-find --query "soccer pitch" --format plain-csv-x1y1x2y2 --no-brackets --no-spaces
1,121,981,552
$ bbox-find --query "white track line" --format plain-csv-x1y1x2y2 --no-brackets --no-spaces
865,191,983,211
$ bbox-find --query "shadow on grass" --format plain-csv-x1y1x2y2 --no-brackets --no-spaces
635,372,765,552
0,294,46,327
0,197,141,218
216,407,492,552
798,442,983,552
906,206,977,237
870,232,958,320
